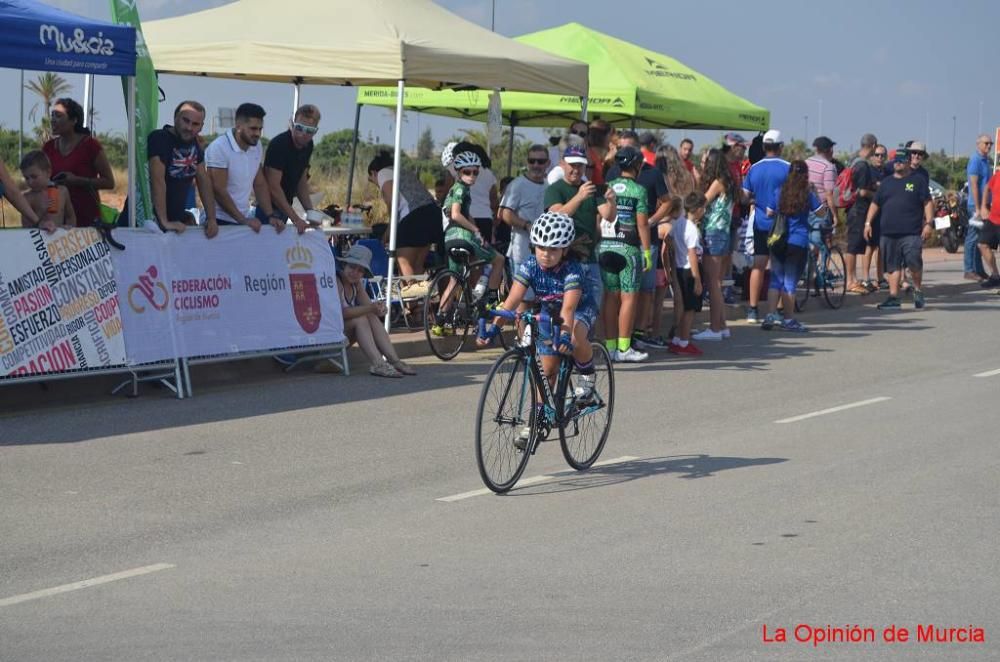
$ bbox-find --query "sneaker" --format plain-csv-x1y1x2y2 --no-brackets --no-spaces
642,335,671,349
760,312,781,330
390,359,417,375
723,286,736,305
692,328,724,341
877,296,901,310
720,328,732,339
979,275,1000,288
574,373,597,401
862,280,878,293
746,306,759,324
913,289,926,309
673,342,703,356
964,272,985,281
430,323,454,337
780,318,809,332
615,347,649,363
631,330,651,350
370,360,403,378
878,278,890,290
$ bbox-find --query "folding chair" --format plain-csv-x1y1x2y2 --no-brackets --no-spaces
355,238,430,329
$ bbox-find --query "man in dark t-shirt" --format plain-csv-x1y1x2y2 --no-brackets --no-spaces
264,104,320,234
146,100,218,237
865,151,933,309
845,133,878,292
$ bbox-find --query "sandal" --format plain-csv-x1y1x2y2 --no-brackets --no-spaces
390,359,417,376
369,360,403,378
848,283,869,294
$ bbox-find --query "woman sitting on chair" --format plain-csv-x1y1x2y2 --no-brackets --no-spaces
332,244,416,378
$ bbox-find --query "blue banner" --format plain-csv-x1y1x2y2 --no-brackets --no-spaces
0,0,136,76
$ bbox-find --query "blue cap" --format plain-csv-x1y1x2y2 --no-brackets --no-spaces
563,145,589,164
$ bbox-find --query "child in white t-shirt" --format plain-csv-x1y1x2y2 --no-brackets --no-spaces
668,192,706,355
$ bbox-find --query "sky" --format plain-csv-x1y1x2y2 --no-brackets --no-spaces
3,0,999,159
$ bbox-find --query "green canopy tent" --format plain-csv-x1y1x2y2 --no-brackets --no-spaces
350,22,770,184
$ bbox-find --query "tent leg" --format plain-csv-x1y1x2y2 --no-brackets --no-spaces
384,81,405,332
580,97,588,122
345,104,362,209
83,74,95,128
293,82,301,116
127,77,137,228
19,70,24,164
506,114,516,177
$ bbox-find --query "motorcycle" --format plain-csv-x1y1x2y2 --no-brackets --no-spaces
934,191,968,254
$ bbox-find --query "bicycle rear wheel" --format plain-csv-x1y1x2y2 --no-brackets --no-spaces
559,343,615,470
794,254,814,313
423,270,472,361
821,246,847,309
475,349,537,493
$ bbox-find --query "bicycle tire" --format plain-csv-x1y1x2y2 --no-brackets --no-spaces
794,254,814,313
559,343,615,470
423,270,472,361
475,349,537,493
821,245,847,309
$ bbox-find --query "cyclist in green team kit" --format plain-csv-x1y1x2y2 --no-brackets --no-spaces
598,146,652,363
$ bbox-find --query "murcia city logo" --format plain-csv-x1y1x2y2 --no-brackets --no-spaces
127,265,169,313
287,243,321,334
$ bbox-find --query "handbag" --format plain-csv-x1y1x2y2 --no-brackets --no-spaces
767,212,788,255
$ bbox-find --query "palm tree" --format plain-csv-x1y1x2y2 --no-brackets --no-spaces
25,72,72,140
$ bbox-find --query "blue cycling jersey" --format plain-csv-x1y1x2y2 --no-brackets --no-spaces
514,256,597,311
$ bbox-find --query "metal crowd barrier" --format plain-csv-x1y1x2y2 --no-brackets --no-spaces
1,359,185,399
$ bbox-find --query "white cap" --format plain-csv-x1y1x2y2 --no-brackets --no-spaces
763,129,783,144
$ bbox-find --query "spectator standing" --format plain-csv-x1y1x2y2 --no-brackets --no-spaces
679,138,700,185
42,97,115,227
844,133,878,293
548,121,589,175
264,104,322,235
906,141,931,187
861,145,888,290
965,134,993,280
723,133,748,302
806,136,838,232
467,145,500,246
19,151,75,231
865,151,934,309
587,119,613,187
742,129,789,323
694,148,737,341
639,131,658,167
206,103,276,232
499,145,549,303
0,160,41,226
977,164,1000,286
368,151,442,296
668,192,706,355
760,160,824,332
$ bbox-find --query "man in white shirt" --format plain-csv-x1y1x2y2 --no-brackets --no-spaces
499,144,549,301
205,102,278,233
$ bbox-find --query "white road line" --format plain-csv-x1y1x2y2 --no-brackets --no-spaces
438,455,639,502
774,397,891,424
973,368,1000,378
0,563,174,608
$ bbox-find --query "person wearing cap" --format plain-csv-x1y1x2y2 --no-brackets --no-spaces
864,149,934,310
860,144,889,291
741,129,789,323
263,104,321,235
545,143,617,324
905,141,930,188
965,134,994,280
332,244,416,378
844,133,879,293
639,131,658,167
806,136,838,227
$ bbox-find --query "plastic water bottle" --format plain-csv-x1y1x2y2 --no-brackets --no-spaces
473,266,492,301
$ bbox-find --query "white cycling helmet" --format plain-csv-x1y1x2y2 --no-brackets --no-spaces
441,141,458,168
452,150,482,170
530,211,576,248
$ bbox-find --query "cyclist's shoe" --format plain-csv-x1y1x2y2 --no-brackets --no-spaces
913,289,926,309
514,427,531,451
616,347,649,362
780,318,809,333
760,312,781,330
877,296,902,310
430,323,454,337
746,306,759,324
574,373,597,402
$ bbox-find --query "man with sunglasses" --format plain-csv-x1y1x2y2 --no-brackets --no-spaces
860,144,888,291
845,133,879,292
965,134,994,280
263,104,321,235
499,145,550,299
906,141,930,188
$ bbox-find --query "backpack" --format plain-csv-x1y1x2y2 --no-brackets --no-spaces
835,162,858,209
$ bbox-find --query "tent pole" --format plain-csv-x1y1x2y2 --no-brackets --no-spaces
293,82,301,116
83,74,94,128
345,103,362,209
127,77,137,228
384,80,405,332
580,97,588,122
18,70,24,164
506,113,516,177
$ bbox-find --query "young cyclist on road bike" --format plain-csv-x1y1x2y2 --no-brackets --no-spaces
434,150,507,336
477,211,598,402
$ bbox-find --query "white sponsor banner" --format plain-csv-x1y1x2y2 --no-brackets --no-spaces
112,227,346,365
0,228,126,377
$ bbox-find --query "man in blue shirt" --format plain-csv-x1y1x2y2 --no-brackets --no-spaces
741,129,789,323
965,134,994,280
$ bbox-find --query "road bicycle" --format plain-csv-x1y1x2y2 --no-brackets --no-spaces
795,229,847,312
474,302,615,494
422,247,510,361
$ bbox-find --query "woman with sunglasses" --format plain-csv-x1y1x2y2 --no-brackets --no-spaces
263,104,321,234
42,97,115,227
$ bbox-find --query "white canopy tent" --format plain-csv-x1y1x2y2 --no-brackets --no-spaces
143,0,589,329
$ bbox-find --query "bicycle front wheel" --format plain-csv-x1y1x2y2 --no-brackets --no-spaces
794,254,814,313
559,343,615,470
423,270,471,361
475,349,537,493
821,246,847,309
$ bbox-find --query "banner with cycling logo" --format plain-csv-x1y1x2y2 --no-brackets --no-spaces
0,228,126,377
112,228,345,365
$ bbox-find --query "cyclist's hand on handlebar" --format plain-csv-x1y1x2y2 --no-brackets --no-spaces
476,322,500,347
555,331,574,355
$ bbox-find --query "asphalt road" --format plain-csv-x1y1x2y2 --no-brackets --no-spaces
2,283,998,661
